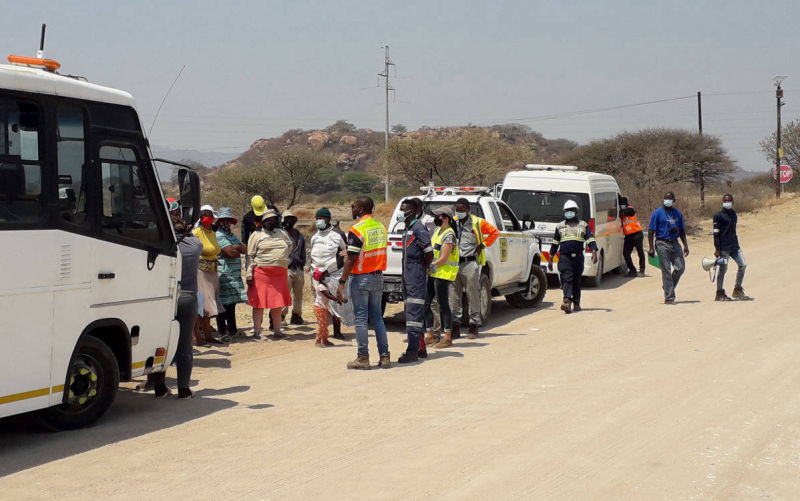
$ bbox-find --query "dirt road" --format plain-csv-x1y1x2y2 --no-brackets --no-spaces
1,197,799,499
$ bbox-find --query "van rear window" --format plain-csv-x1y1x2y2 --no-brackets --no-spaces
502,190,590,224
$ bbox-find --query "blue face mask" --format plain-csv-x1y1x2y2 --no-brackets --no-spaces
663,199,674,208
315,219,327,230
564,211,576,219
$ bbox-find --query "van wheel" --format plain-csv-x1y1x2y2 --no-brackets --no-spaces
460,273,492,327
37,336,119,431
506,264,547,308
586,253,604,287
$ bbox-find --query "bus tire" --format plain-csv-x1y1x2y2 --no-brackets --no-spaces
506,265,547,308
37,336,120,431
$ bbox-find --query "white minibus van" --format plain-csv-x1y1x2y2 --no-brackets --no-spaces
0,54,200,429
499,165,624,286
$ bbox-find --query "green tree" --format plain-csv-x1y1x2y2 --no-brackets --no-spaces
343,171,378,193
271,147,334,207
306,167,341,194
760,119,800,170
391,123,407,134
327,120,357,135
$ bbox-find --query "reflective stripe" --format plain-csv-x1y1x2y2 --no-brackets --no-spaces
347,245,361,253
713,229,720,233
406,321,424,327
406,297,426,304
422,246,433,253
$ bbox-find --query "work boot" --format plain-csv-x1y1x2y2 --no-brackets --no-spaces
664,299,676,305
467,324,479,339
424,332,439,346
398,351,419,364
638,269,646,277
732,287,753,300
434,338,452,349
625,270,637,277
561,298,572,314
451,322,461,339
290,313,304,325
347,354,371,370
572,302,582,312
715,289,732,302
332,323,345,340
378,352,392,369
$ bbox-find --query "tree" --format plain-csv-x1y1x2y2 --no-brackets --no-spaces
343,172,378,193
327,120,357,135
306,167,341,194
760,119,800,170
271,147,334,207
391,123,407,134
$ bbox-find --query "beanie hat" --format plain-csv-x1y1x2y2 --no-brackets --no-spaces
316,207,332,219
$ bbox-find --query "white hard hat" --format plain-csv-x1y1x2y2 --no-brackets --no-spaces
563,200,578,210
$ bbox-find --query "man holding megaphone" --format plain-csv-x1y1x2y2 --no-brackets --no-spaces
712,194,752,301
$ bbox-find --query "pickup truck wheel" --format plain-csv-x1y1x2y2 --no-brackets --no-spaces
586,253,604,287
37,336,119,431
506,264,547,308
459,273,492,327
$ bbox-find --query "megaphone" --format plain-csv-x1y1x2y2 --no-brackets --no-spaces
701,256,727,282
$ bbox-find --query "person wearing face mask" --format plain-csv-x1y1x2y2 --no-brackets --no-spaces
336,196,390,370
396,198,434,364
547,200,598,314
246,210,293,339
647,191,690,305
424,206,458,348
311,267,348,347
450,197,499,339
281,210,307,325
214,208,248,339
310,207,347,339
712,194,752,301
619,196,646,278
192,205,225,344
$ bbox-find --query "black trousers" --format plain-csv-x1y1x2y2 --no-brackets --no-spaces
558,254,584,303
423,276,452,333
623,231,645,273
216,303,239,334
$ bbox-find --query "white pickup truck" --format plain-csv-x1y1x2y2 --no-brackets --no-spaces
382,186,547,325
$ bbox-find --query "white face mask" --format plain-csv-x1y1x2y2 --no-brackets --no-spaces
663,199,674,208
315,219,327,230
455,211,468,220
722,202,733,210
564,210,576,219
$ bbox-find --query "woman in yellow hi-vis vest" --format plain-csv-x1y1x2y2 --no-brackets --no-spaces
424,207,459,349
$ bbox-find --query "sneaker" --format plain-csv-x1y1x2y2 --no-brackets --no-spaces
315,341,325,348
177,388,193,399
154,383,171,398
434,338,452,349
398,352,419,364
467,324,479,339
715,289,732,302
332,332,345,340
638,270,646,277
323,340,335,347
378,352,391,369
625,270,637,277
271,332,285,340
252,331,262,340
664,299,676,305
561,299,572,314
347,354,371,370
572,302,582,312
732,287,753,300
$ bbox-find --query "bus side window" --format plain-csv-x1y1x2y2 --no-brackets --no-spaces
0,97,43,224
99,145,160,245
57,104,88,226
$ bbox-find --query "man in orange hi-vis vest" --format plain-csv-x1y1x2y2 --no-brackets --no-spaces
619,196,645,277
337,196,390,370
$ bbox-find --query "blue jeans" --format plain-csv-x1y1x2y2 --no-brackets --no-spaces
655,239,685,301
350,272,389,357
717,248,746,290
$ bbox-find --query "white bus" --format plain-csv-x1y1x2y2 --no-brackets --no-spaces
0,54,200,429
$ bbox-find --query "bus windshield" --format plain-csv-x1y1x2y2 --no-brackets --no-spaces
502,190,590,224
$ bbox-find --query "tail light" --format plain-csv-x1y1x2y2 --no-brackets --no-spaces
585,218,596,253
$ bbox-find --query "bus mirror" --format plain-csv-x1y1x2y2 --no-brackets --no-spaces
177,169,201,225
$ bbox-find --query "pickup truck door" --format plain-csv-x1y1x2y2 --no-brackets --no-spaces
496,201,529,283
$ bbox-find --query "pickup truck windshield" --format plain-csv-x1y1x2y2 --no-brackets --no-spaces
502,190,590,224
390,200,484,233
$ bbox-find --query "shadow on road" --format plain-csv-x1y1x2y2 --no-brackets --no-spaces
0,384,253,478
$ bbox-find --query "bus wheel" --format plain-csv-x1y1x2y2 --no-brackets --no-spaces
37,336,120,431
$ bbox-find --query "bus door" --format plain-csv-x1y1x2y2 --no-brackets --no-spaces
0,95,54,415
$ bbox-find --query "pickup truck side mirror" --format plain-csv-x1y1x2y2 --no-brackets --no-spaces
523,220,533,230
177,168,201,225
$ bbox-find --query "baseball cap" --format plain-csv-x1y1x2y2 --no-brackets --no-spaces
432,206,454,218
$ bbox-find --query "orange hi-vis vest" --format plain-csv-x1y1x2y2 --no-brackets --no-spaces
347,214,388,274
621,206,643,235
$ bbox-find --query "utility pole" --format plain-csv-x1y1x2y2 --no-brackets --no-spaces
378,46,395,202
697,91,705,207
774,76,787,198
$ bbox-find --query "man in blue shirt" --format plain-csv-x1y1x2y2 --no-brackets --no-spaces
712,194,752,301
647,191,690,304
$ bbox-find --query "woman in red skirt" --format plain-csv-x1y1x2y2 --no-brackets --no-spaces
245,210,293,339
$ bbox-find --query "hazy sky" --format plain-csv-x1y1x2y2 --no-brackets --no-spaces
5,0,800,171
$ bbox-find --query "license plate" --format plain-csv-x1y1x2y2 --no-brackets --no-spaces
383,282,402,293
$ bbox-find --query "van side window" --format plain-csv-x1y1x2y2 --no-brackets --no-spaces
57,104,88,226
594,192,618,222
99,145,161,245
0,97,43,224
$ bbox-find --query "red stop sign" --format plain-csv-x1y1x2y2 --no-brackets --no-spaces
773,165,793,183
